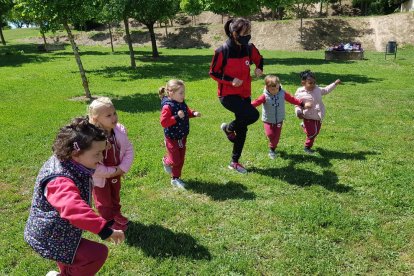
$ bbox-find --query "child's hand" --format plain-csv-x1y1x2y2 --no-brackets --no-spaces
254,68,263,77
177,110,185,118
304,102,312,109
335,79,341,85
107,229,125,245
193,111,201,117
296,109,304,119
232,78,243,87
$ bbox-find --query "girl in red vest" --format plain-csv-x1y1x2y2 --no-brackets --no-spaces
210,18,264,174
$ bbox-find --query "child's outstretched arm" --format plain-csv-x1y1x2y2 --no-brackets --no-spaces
321,79,341,95
187,107,201,118
45,177,124,243
251,94,266,107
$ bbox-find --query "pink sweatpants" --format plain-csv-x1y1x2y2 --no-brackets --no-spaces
164,136,187,178
302,119,322,148
57,238,108,276
263,122,283,150
93,176,121,221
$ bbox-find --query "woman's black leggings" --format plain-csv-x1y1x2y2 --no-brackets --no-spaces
220,95,260,163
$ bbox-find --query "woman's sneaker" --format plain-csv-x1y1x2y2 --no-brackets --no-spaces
171,178,186,189
162,157,172,174
220,123,236,143
228,162,247,174
268,149,277,159
46,271,60,276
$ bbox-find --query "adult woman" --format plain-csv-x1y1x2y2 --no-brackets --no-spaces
209,18,264,173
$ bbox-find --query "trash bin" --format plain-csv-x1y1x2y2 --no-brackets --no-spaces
385,41,397,59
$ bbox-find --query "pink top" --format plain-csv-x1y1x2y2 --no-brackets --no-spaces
92,123,134,187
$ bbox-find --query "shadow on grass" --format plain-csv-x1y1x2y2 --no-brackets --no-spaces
185,179,256,201
277,148,378,168
251,163,352,193
110,93,160,113
263,70,382,86
160,26,211,49
125,221,211,260
0,43,57,67
87,54,211,81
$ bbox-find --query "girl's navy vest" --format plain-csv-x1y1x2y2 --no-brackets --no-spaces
24,155,92,264
163,99,190,140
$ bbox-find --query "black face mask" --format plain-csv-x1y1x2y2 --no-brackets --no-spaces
237,35,251,45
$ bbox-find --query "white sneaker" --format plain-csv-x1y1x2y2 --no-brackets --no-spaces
162,157,172,174
46,271,60,276
171,178,186,189
268,150,276,159
228,162,247,174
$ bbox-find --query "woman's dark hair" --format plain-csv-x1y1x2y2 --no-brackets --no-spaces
224,18,251,38
300,70,316,81
53,116,107,161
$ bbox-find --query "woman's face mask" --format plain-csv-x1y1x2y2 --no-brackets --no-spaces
237,35,251,45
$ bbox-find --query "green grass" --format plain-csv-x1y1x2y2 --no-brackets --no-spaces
1,29,414,275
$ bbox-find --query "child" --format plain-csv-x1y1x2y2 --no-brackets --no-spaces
159,79,201,189
24,117,125,276
294,70,341,154
252,75,310,159
88,97,134,231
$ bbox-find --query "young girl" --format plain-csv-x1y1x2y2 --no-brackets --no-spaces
252,75,309,159
294,70,341,154
160,79,201,189
24,117,124,276
209,18,263,174
88,97,134,231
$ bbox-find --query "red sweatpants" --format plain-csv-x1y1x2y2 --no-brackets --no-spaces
164,136,187,178
263,122,283,150
302,119,322,148
93,176,121,221
57,238,108,276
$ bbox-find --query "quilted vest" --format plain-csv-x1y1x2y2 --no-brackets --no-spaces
163,99,190,140
261,89,286,124
24,155,92,264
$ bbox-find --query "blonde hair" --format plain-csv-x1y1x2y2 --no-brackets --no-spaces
159,79,185,99
88,97,114,121
264,75,280,86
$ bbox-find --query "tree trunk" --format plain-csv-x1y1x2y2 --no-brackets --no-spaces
108,23,114,53
170,18,174,27
221,14,224,24
300,17,303,43
123,17,136,68
147,24,159,58
63,22,91,99
41,31,48,51
0,15,6,45
164,24,168,37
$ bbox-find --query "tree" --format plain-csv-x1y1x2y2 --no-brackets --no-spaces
261,0,293,20
180,0,204,25
290,0,318,42
0,0,14,45
205,0,261,17
132,0,180,58
19,0,102,99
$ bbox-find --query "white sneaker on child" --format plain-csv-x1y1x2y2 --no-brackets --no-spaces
162,157,172,174
171,178,186,189
268,150,277,159
46,271,60,276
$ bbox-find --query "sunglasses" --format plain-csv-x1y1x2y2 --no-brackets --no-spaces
267,84,279,87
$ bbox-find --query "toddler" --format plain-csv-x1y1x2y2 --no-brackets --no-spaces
160,79,201,189
89,97,134,231
252,75,309,159
24,117,124,276
294,70,341,154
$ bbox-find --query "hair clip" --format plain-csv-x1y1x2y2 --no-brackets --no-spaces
73,142,80,152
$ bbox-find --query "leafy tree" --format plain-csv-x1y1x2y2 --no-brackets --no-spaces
18,0,102,99
352,0,403,15
180,0,204,25
132,0,180,58
261,0,293,20
0,0,14,45
205,0,261,17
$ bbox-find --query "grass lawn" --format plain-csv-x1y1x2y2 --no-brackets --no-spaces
1,28,414,275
